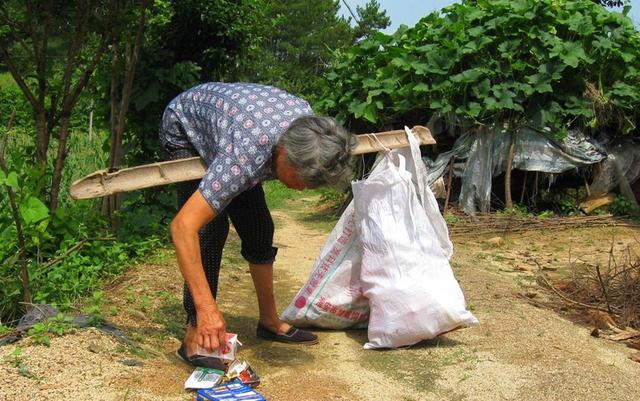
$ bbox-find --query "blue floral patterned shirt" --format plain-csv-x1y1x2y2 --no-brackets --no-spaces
160,82,313,212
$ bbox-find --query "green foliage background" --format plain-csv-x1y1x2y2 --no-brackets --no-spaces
318,0,640,138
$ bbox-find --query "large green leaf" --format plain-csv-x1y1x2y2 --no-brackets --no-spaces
563,95,593,118
532,107,556,127
491,85,518,110
511,0,532,14
391,56,410,70
19,196,50,226
464,102,482,118
413,83,429,92
450,69,483,84
472,79,491,98
564,12,595,37
425,52,455,74
511,60,529,71
526,72,553,94
550,41,592,68
609,82,640,102
467,26,485,38
538,62,566,80
498,39,522,56
362,103,378,123
362,78,378,89
515,82,535,97
430,99,452,113
592,35,613,52
465,8,486,22
5,172,19,190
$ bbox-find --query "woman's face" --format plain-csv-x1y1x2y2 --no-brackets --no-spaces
275,147,306,191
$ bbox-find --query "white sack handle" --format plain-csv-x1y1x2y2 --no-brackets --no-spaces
404,126,426,204
403,126,454,259
396,153,407,173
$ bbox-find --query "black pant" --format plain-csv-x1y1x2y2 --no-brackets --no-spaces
170,152,277,326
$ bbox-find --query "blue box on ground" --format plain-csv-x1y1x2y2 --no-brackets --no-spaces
196,380,266,401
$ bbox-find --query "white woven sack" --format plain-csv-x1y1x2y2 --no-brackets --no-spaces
402,127,454,259
280,201,369,329
352,129,478,349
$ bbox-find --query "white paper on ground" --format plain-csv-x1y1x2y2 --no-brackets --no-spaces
195,332,241,361
184,367,224,389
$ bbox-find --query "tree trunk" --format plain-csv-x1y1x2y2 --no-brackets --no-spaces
35,110,50,171
103,41,122,228
104,1,148,231
49,114,72,212
504,131,517,212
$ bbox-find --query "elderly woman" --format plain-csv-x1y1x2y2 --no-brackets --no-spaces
160,82,354,367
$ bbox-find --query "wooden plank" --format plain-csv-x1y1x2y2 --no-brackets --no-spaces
579,193,616,214
70,125,435,200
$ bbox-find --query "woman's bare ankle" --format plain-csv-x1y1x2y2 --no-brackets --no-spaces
259,318,291,334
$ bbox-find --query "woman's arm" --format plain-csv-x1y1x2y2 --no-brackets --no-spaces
170,189,227,352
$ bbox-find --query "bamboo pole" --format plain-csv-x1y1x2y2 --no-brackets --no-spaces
70,125,436,200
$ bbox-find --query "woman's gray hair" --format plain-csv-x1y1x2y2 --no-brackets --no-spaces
278,115,356,189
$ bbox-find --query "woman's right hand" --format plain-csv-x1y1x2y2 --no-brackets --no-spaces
195,303,228,353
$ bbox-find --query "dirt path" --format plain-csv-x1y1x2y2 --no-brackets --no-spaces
2,201,640,400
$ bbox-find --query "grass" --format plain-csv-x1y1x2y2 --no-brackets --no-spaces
0,72,17,90
263,180,309,210
222,230,245,267
263,180,342,232
360,348,441,393
2,69,107,204
152,292,184,339
359,337,478,395
445,212,462,225
297,208,341,232
145,247,174,265
263,180,345,212
58,127,110,208
5,110,109,215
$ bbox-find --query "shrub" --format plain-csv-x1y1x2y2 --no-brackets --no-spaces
319,0,640,139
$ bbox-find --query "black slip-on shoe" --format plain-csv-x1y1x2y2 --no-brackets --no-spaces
256,322,319,345
175,343,227,371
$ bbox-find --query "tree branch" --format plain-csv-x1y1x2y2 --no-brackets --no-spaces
38,237,115,272
59,0,90,113
536,262,618,315
66,0,120,111
0,110,32,307
117,0,148,128
0,6,26,32
25,0,43,75
0,45,43,113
